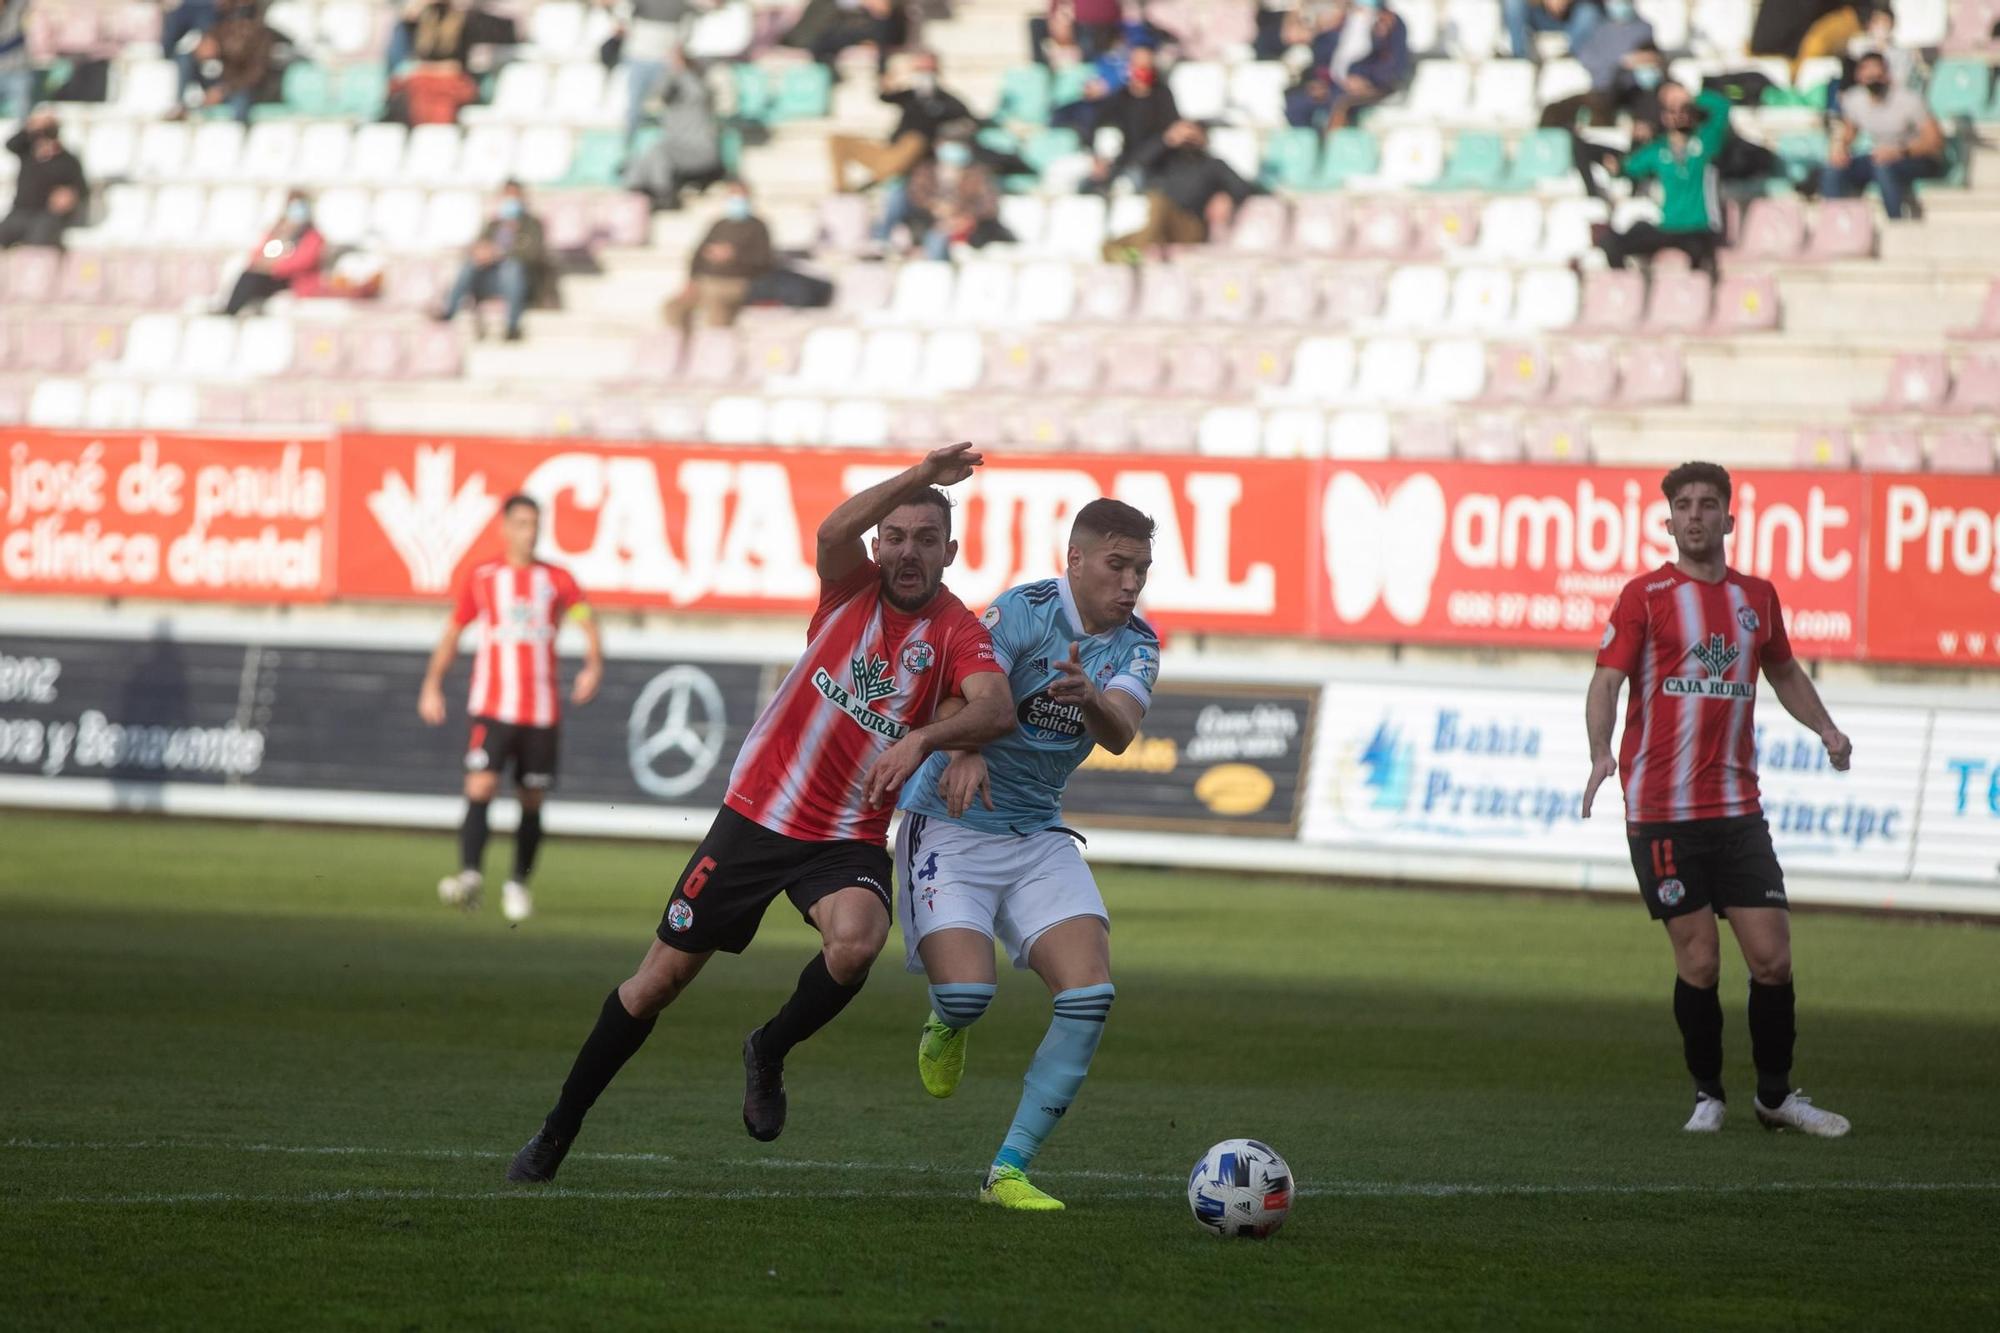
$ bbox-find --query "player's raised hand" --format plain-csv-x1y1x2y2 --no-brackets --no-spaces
940,752,994,819
1822,727,1853,772
918,441,984,488
1581,754,1617,818
1047,641,1093,704
418,682,447,727
863,733,929,809
571,660,602,706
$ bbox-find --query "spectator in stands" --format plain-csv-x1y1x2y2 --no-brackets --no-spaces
1503,0,1603,60
1821,51,1944,220
162,2,219,67
1031,0,1123,64
624,49,723,209
1079,43,1179,189
880,133,1005,259
1570,0,1651,93
1847,5,1919,92
389,0,513,73
217,192,325,316
177,0,275,122
1284,0,1411,133
663,181,773,330
1789,2,1887,80
0,108,85,249
1540,26,1660,129
436,181,549,341
1596,85,1731,274
1102,119,1255,261
608,0,700,150
0,0,33,120
792,0,909,75
828,51,970,192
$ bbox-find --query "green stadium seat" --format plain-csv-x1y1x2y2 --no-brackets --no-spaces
1927,59,1994,120
1051,62,1095,108
771,63,832,122
1501,128,1572,190
1316,128,1378,189
733,64,774,122
720,124,742,176
1261,127,1321,190
997,65,1053,126
1020,126,1082,175
1434,131,1505,191
333,65,387,119
565,129,625,186
278,62,334,116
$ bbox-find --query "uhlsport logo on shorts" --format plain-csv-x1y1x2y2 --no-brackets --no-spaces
667,900,694,932
1656,878,1686,907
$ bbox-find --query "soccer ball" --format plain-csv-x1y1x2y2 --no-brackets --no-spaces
1187,1138,1294,1238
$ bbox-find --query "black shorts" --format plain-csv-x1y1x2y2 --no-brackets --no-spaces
466,716,559,790
1627,814,1788,921
656,806,894,954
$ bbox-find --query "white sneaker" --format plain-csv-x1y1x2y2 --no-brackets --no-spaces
438,869,483,910
501,880,534,923
1754,1091,1851,1138
1683,1092,1727,1133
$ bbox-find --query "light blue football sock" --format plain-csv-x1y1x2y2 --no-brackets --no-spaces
928,982,996,1030
993,984,1115,1172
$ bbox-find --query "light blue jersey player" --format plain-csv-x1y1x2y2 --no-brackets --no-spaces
893,498,1159,1211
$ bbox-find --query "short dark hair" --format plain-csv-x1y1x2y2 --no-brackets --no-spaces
1071,498,1156,546
502,493,540,517
1660,462,1732,507
886,487,953,538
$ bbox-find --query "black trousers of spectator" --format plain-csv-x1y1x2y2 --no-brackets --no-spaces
810,11,909,70
223,270,290,315
1599,223,1720,275
0,209,70,249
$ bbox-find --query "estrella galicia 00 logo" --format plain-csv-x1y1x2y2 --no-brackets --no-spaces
667,900,695,932
901,641,936,675
1656,878,1686,907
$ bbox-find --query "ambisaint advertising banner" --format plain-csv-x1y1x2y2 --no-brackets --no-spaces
0,429,333,601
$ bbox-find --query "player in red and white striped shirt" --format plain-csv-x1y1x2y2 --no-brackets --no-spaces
506,445,1015,1184
1583,462,1853,1138
418,494,603,924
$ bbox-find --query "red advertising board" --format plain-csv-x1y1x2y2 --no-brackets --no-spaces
332,435,1312,635
1866,474,2000,665
0,428,333,602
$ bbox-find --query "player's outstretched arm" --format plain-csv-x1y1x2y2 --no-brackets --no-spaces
570,606,604,705
1047,642,1144,754
862,671,1015,807
1581,665,1626,817
1763,657,1852,771
417,617,464,726
816,442,984,580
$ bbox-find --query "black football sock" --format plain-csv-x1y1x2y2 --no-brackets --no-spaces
458,800,491,874
1748,979,1797,1109
544,988,658,1140
755,953,865,1063
513,806,544,883
1673,977,1725,1101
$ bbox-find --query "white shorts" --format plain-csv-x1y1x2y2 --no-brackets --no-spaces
893,812,1108,975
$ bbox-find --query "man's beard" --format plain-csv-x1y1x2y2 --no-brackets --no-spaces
881,567,940,611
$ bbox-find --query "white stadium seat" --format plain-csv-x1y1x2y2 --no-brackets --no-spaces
27,379,86,427
950,261,1014,326
402,124,462,185
768,398,828,445
1690,0,1753,55
1449,267,1515,330
998,196,1047,250
202,186,266,248
1328,410,1393,460
1197,405,1262,457
1261,408,1327,458
794,328,863,392
1012,261,1076,323
1405,60,1474,122
1401,0,1443,54
1287,336,1357,402
551,63,609,122
1443,0,1505,56
1540,197,1605,262
297,122,355,184
1473,61,1538,127
91,185,153,245
1379,126,1445,187
134,122,191,181
1168,62,1229,123
422,190,484,249
1894,0,1947,46
85,381,144,430
1536,59,1594,106
178,317,239,376
687,4,754,60
1229,62,1290,127
349,123,409,185
889,262,955,324
83,123,137,181
235,316,296,378
512,127,573,186
859,330,924,393
1637,0,1691,52
458,125,520,188
140,383,200,430
1044,194,1108,259
1477,197,1545,260
121,315,183,376
188,121,245,180
318,1,377,56
118,59,180,118
1381,266,1450,330
920,330,984,393
1420,338,1487,403
241,123,302,184
1516,268,1581,330
825,399,890,447
485,63,553,122
368,188,428,250
1207,128,1261,184
313,187,371,246
528,1,588,58
705,395,768,444
149,184,207,244
1354,338,1422,403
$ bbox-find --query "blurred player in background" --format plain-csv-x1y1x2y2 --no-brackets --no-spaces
1583,461,1853,1138
418,493,602,924
507,444,1015,1183
896,498,1160,1210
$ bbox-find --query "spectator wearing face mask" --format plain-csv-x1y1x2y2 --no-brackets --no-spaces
877,136,1005,260
1570,0,1652,92
1596,84,1731,273
217,192,325,315
663,182,773,330
0,108,86,249
1503,0,1603,60
178,0,275,123
1284,0,1410,132
436,181,549,341
1821,51,1944,219
1103,119,1256,261
828,52,970,192
1540,29,1660,130
1078,43,1179,189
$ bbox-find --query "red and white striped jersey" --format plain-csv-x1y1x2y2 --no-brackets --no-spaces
1597,563,1793,825
725,561,999,845
451,558,586,729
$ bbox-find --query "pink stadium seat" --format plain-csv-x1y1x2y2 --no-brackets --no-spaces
1073,403,1134,452
1710,272,1781,334
1930,430,1998,472
1078,264,1136,321
1411,200,1480,259
293,326,345,377
1258,266,1321,324
626,333,683,380
984,335,1040,391
834,263,893,316
1523,417,1592,463
163,253,224,304
345,326,408,380
1793,426,1854,469
5,247,59,304
595,193,652,248
684,328,741,384
17,319,68,372
648,398,706,441
1574,269,1644,333
1138,266,1194,323
1618,343,1686,404
1860,430,1925,472
541,196,594,252
196,386,250,424
1550,341,1619,404
1292,198,1351,254
1229,340,1294,396
1861,352,1951,413
58,252,109,304
1644,269,1714,334
1484,342,1552,404
1459,415,1523,462
1949,280,2000,341
1393,416,1457,460
1103,342,1165,394
1946,352,2000,414
1350,200,1414,259
105,254,164,307
1228,197,1290,254
889,402,946,446
1041,336,1103,393
1196,265,1260,323
588,398,652,438
1944,0,2000,50
406,325,465,379
248,386,308,424
1736,198,1807,261
1128,404,1198,453
1006,397,1071,450
1166,340,1228,395
741,325,804,380
819,196,873,254
1322,269,1385,325
386,259,449,311
1807,200,1877,261
67,320,125,371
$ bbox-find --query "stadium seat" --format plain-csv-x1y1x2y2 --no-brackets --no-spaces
1711,272,1780,334
1421,338,1487,402
1860,429,1925,472
687,3,753,60
1645,269,1714,333
1379,127,1446,187
189,121,245,180
1414,198,1479,255
1503,129,1575,192
767,398,828,446
1515,268,1579,329
1523,416,1589,462
1230,62,1291,129
1355,338,1422,403
1099,340,1162,393
349,124,408,186
826,399,891,447
1381,265,1450,329
1475,197,1543,260
335,65,391,120
773,64,834,122
949,261,1014,326
202,186,265,248
82,122,137,182
118,313,182,377
1618,343,1687,404
920,330,984,393
1433,131,1505,191
1285,336,1356,403
684,328,740,384
552,63,610,123
706,395,768,444
1138,265,1194,323
1044,193,1107,259
3,246,58,304
422,191,483,249
1690,0,1753,54
1448,267,1514,330
889,262,955,324
1551,340,1619,404
1168,62,1229,123
985,335,1039,391
1197,265,1260,323
1324,269,1387,324
104,252,163,307
1165,339,1227,395
1540,197,1604,262
1806,199,1876,260
239,122,301,184
139,382,199,430
1575,268,1644,332
1738,197,1807,260
1229,196,1290,253
369,188,427,251
1259,267,1321,324
1442,0,1505,56
294,122,355,185
1009,261,1074,323
1485,341,1553,402
1459,414,1523,462
1260,408,1326,458
1077,264,1135,320
1950,280,2000,340
1350,199,1415,257
1930,429,1998,472
1535,59,1594,107
1293,197,1350,253
1329,409,1394,460
1262,127,1322,190
135,122,192,182
1945,352,2000,413
528,1,588,58
1927,59,1994,120
1230,340,1294,396
26,378,84,427
1638,0,1692,50
511,127,573,186
1196,405,1261,457
819,196,874,257
1403,60,1474,123
1472,61,1538,127
997,65,1053,126
150,185,207,244
794,327,864,393
1208,128,1262,185
1794,425,1854,468
57,252,107,305
450,125,510,188
1400,0,1444,52
85,381,144,430
1859,352,1951,413
117,58,180,118
1318,129,1381,190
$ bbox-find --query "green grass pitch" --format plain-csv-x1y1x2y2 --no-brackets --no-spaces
4,811,1998,1330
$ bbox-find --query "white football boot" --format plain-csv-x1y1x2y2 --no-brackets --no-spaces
438,869,483,910
501,880,534,923
1682,1092,1726,1133
1754,1091,1852,1138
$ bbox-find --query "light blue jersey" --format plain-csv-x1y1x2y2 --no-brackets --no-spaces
900,576,1160,834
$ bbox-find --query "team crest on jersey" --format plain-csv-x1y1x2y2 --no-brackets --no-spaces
667,900,694,932
850,654,898,704
1094,662,1117,686
1736,606,1760,633
901,641,936,675
1656,878,1685,907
